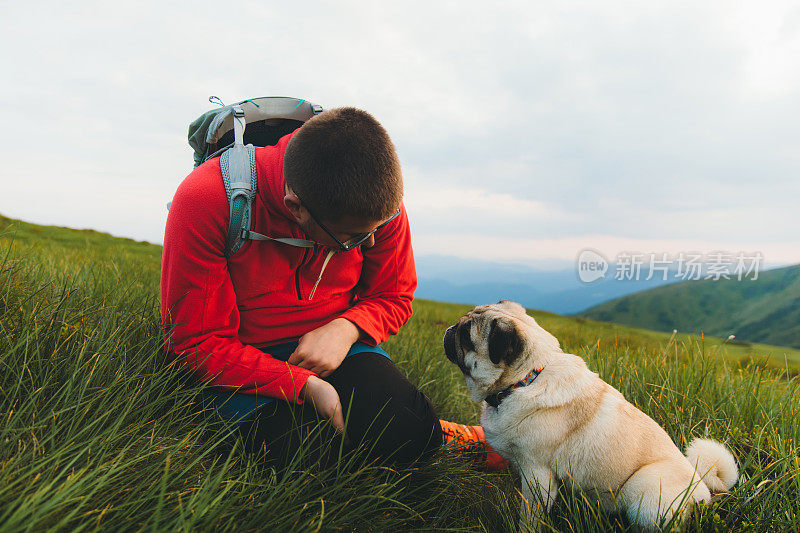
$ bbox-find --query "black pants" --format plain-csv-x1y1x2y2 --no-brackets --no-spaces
238,352,443,469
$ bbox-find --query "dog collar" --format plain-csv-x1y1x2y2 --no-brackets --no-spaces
484,367,543,408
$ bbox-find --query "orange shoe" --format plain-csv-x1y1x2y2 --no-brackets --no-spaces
439,419,509,472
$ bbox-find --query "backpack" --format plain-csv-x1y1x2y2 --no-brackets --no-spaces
183,96,324,257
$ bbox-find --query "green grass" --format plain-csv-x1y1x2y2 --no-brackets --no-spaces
1,215,799,531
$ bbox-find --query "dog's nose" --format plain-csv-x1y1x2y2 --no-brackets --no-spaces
443,325,456,362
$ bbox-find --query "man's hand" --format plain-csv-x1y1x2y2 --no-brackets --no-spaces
299,375,345,432
288,318,360,377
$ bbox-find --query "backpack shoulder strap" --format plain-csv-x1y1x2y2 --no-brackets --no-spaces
205,97,323,257
220,106,256,258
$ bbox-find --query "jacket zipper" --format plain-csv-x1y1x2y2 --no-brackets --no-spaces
295,246,311,300
308,249,336,301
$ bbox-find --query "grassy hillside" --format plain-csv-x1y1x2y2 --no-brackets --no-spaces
2,214,800,531
580,264,800,350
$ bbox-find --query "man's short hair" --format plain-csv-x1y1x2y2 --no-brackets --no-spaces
283,107,403,222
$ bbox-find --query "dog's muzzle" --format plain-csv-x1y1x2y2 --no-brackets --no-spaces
443,325,457,363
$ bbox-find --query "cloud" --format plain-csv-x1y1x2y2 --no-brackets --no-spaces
407,187,551,217
0,1,798,265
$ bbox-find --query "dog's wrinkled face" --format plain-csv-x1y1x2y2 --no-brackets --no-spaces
443,300,561,401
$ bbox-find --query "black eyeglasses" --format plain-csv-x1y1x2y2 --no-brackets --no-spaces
299,197,401,252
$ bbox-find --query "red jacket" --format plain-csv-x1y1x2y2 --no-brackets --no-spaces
160,132,417,404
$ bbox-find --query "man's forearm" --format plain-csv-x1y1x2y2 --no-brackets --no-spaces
329,317,361,344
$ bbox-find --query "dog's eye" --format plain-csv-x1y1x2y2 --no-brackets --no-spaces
458,322,475,352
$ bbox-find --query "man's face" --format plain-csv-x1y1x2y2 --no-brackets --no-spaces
300,212,383,250
284,184,385,250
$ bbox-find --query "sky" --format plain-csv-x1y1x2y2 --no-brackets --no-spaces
1,1,798,269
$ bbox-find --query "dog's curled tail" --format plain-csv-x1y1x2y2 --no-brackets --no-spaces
685,438,739,493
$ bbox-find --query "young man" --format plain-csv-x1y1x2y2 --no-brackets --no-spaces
161,107,506,469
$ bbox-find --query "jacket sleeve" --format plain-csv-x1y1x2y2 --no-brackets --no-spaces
338,203,417,345
160,163,314,402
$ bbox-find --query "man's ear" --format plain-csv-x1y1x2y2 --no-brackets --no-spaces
488,318,524,365
283,188,305,223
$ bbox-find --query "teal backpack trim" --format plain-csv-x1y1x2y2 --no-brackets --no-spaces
220,142,257,256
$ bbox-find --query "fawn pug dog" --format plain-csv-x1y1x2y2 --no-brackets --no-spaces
443,301,738,530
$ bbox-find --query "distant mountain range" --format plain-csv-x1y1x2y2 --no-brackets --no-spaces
414,255,682,314
579,264,800,349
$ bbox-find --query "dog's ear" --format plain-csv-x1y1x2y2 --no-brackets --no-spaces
488,317,524,365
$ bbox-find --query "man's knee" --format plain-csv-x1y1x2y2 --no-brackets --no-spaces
328,353,441,462
330,353,428,419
